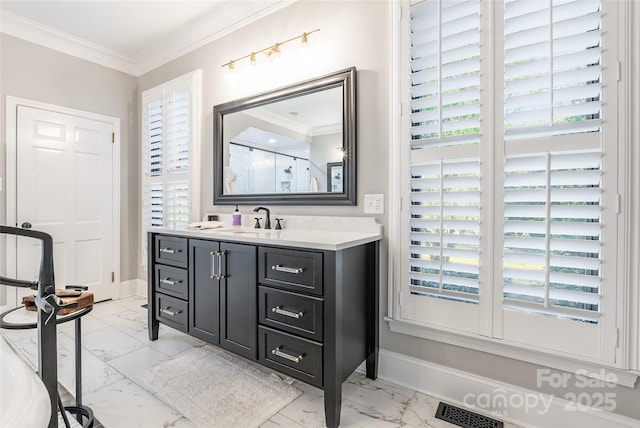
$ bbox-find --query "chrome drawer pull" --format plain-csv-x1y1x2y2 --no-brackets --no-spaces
160,278,180,286
160,248,181,254
272,264,304,274
272,306,304,319
271,347,304,363
160,307,181,317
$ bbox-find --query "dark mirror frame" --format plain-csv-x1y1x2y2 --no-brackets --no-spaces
213,67,356,205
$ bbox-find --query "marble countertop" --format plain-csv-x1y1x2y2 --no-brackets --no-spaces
150,215,382,251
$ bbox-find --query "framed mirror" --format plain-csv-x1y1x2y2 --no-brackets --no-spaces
213,67,356,205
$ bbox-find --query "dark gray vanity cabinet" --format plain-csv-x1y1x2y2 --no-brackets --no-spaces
148,231,379,428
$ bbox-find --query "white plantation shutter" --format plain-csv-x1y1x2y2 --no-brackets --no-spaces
410,0,481,149
501,0,604,328
166,181,190,229
409,160,481,303
141,71,201,266
408,0,482,308
166,89,190,174
503,151,602,323
503,0,602,139
401,0,617,360
144,183,163,229
144,99,163,176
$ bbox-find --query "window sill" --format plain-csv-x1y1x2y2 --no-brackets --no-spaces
385,317,639,388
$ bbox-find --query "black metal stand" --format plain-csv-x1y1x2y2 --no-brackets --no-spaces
0,225,94,428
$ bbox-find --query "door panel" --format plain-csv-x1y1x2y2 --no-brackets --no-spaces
220,242,257,359
189,239,220,344
16,106,114,302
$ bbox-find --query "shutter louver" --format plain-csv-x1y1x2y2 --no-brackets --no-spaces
166,181,189,229
144,99,162,176
503,0,602,139
166,89,190,174
144,183,163,229
409,159,481,303
409,0,482,305
410,0,481,149
503,151,602,323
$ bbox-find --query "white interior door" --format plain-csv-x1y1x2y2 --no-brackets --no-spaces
15,106,114,303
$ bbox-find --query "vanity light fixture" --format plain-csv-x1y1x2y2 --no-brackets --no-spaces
222,29,319,71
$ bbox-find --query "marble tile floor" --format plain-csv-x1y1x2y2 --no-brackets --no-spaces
1,296,521,428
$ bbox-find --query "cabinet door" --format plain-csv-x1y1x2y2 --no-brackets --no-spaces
189,240,220,344
220,242,257,359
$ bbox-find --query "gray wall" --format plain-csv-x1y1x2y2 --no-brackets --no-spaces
0,34,139,281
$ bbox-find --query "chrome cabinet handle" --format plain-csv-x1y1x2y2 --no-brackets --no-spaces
210,251,226,279
160,307,181,316
160,278,180,286
271,347,304,363
272,305,304,319
160,247,181,254
271,264,304,274
210,251,216,279
218,251,225,279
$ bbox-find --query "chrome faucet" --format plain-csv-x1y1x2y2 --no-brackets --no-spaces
253,206,271,229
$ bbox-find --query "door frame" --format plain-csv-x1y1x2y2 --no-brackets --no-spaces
4,96,121,305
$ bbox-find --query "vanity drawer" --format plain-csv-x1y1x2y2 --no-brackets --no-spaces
259,286,323,342
258,247,323,296
155,235,188,268
155,265,188,299
155,294,188,332
258,326,323,388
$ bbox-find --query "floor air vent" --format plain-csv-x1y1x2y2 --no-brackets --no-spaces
435,402,504,428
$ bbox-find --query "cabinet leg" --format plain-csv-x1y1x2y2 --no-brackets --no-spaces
366,348,378,380
324,384,342,428
366,241,379,380
149,317,159,341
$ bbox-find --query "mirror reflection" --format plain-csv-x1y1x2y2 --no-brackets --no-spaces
214,67,356,205
223,86,344,195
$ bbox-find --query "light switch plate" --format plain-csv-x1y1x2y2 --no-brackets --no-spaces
364,194,384,214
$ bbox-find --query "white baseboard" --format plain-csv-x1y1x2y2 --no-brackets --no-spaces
117,279,146,299
363,349,639,428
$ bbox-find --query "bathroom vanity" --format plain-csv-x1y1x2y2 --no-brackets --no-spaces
147,217,381,428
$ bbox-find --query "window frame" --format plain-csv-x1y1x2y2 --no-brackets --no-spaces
140,70,202,269
387,0,639,385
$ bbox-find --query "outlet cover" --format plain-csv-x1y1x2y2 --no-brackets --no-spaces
364,194,384,214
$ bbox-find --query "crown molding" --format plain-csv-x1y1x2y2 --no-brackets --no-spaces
132,0,296,76
0,1,296,77
1,10,137,74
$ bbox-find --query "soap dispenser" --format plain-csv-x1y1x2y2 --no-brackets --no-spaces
232,205,242,227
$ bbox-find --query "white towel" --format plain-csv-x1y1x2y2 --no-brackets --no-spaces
310,177,318,192
188,221,226,230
